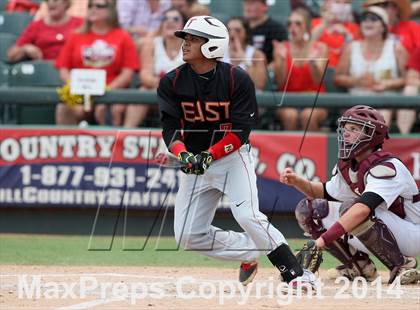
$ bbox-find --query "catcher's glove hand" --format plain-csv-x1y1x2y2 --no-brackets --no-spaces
57,83,84,107
178,151,197,174
192,151,213,175
295,240,323,273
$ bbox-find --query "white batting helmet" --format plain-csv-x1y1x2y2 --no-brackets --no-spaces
174,15,229,59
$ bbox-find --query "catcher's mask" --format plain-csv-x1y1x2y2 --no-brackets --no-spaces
337,105,389,160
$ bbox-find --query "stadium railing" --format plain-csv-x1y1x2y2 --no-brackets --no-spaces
0,87,419,108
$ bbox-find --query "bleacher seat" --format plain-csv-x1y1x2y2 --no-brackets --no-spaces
0,0,8,10
0,62,15,124
0,32,16,62
352,0,364,12
324,67,347,93
0,61,8,86
8,60,61,125
208,0,243,19
9,60,61,87
268,0,291,24
0,11,32,36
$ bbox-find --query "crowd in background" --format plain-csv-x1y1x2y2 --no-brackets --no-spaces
3,0,420,132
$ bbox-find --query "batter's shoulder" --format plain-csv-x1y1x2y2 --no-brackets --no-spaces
218,61,252,82
160,63,188,88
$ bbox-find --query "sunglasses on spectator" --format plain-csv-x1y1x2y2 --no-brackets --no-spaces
88,3,109,9
163,16,181,22
361,13,381,22
376,2,397,9
287,20,302,27
228,27,243,33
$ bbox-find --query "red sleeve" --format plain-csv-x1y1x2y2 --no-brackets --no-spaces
407,47,420,72
16,21,38,46
55,33,76,69
121,31,140,71
208,132,242,160
170,141,187,157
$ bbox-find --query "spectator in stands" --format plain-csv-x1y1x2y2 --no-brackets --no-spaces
135,8,186,126
290,0,323,17
243,0,288,64
412,0,420,16
6,0,40,15
35,0,88,20
311,0,359,68
171,0,210,19
334,6,408,130
364,0,420,55
400,46,420,133
117,0,171,38
7,0,83,62
273,8,328,131
223,17,267,90
55,0,140,127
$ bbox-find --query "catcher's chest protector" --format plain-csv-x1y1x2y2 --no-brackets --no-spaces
337,151,406,219
337,151,394,194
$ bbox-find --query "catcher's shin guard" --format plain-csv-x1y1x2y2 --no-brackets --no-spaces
351,217,404,284
326,238,378,280
268,243,304,283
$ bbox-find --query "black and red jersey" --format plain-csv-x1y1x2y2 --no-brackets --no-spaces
157,61,258,154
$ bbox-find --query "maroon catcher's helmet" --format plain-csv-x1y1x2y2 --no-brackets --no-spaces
337,105,389,159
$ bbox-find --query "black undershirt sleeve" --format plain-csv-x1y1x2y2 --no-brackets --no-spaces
356,192,385,211
157,74,183,148
230,67,257,144
322,183,339,201
161,112,182,148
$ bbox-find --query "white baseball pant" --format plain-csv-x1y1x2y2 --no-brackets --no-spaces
173,145,287,262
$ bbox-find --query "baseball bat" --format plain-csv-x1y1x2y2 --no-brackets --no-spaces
153,152,182,168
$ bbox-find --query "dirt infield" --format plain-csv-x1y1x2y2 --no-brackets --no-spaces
1,265,419,310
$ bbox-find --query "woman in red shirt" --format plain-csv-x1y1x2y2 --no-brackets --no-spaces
273,8,328,131
55,0,140,127
7,0,83,62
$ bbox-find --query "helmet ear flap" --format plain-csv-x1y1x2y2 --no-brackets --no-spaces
201,38,229,59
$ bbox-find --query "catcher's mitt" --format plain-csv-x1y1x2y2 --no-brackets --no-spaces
295,240,323,273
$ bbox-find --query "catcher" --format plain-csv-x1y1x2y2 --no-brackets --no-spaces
280,105,420,284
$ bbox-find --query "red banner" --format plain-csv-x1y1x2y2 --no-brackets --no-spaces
249,132,328,182
0,128,416,211
0,128,165,165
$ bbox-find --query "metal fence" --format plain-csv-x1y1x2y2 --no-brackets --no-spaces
0,87,420,108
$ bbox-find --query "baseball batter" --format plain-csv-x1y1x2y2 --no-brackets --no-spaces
157,15,316,288
280,105,420,284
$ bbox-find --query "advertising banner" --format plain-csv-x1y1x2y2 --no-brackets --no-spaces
0,128,329,213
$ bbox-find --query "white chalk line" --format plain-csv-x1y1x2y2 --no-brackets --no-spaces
55,297,125,310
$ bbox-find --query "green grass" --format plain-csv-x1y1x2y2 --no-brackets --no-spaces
0,234,402,270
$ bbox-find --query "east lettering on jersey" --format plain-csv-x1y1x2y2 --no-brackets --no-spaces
157,61,258,154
